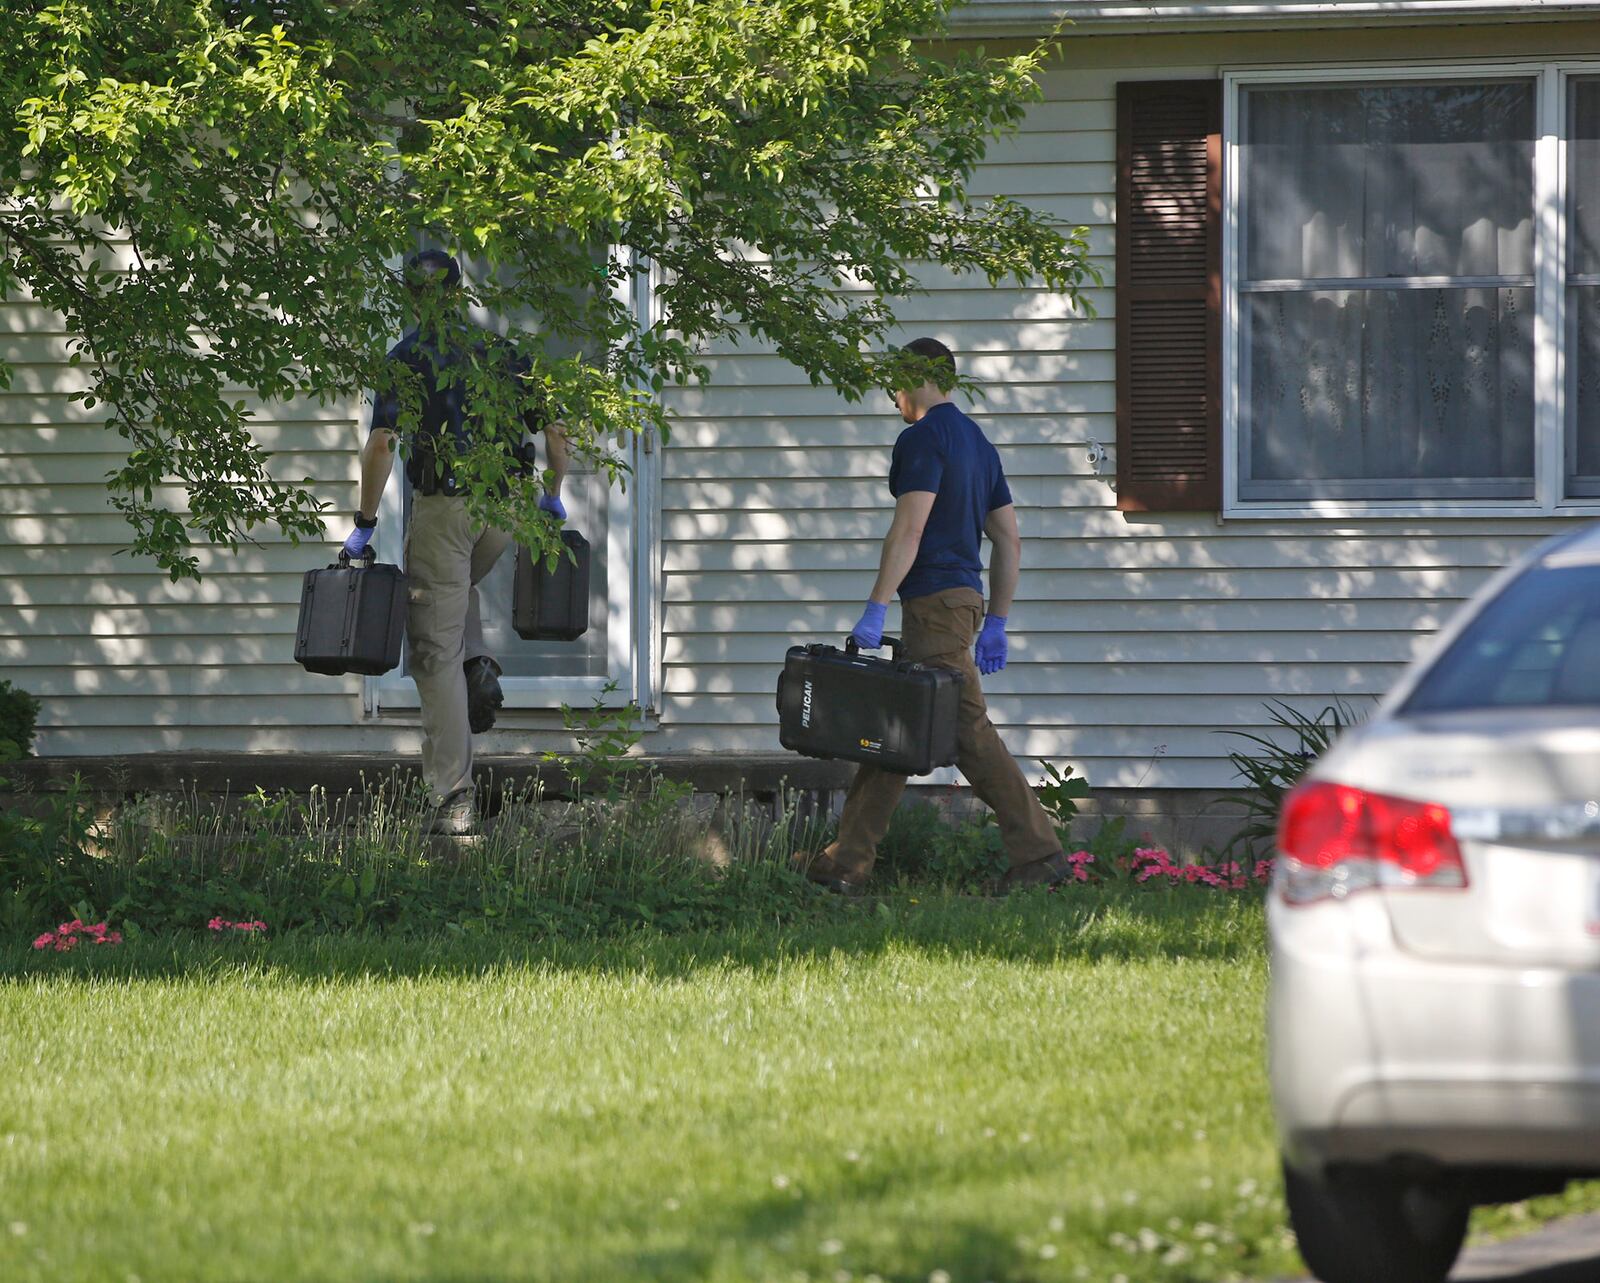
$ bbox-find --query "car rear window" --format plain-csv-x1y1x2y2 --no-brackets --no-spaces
1404,563,1600,713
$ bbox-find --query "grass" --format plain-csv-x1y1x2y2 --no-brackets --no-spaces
1,890,1596,1283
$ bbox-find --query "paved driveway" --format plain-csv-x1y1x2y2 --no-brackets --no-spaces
1279,1213,1600,1282
1450,1215,1600,1282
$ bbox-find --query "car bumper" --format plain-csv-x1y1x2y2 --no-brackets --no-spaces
1269,896,1600,1172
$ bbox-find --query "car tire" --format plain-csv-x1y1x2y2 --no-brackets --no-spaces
1282,1159,1469,1283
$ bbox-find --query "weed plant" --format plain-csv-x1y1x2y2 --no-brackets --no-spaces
0,678,39,760
1216,699,1367,859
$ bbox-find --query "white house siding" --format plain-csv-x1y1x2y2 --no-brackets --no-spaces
652,19,1600,791
963,0,1600,32
5,19,1600,788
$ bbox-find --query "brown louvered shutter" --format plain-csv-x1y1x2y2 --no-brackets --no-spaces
1115,80,1221,511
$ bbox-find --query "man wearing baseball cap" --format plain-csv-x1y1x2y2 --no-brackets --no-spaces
341,250,568,835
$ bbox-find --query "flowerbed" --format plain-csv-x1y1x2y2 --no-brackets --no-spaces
5,771,1279,950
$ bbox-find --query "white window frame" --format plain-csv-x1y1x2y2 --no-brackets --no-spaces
1222,59,1600,519
362,247,661,717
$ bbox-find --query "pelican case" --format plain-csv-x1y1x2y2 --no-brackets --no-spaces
294,547,408,676
776,636,962,776
513,529,590,641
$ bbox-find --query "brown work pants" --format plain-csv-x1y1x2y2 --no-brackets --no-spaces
829,587,1062,874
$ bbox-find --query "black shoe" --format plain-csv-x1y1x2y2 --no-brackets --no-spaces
464,656,503,734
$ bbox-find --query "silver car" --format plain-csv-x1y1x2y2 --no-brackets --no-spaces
1270,524,1600,1283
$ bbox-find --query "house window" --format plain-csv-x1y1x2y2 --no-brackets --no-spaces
1568,77,1600,497
1218,65,1600,515
1235,78,1537,504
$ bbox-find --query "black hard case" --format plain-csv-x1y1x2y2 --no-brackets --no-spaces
513,529,591,641
776,636,962,776
294,549,408,676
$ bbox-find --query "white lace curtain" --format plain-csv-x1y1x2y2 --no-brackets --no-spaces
1239,81,1537,500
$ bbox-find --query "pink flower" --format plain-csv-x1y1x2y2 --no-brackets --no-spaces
209,917,268,935
36,919,121,950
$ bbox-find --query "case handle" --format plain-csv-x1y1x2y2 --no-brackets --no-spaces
334,545,378,570
845,634,903,659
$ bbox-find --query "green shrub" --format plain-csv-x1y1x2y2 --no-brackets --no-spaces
873,801,948,884
0,774,100,938
0,679,41,761
1079,814,1139,864
876,802,1006,891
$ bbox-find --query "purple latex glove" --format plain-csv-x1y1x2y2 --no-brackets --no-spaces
342,524,376,560
849,601,887,649
975,613,1008,675
538,493,567,521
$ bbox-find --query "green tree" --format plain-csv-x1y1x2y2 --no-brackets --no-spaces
3,0,1095,579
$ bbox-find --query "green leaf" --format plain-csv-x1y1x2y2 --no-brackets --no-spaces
4,0,1088,578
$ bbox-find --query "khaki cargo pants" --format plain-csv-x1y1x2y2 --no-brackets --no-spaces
829,586,1062,875
405,494,513,806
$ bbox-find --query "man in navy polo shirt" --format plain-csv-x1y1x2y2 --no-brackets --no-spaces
795,337,1067,893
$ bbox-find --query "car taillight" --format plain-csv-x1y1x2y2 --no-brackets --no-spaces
1275,780,1469,906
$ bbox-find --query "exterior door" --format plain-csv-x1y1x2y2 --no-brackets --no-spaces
366,248,657,715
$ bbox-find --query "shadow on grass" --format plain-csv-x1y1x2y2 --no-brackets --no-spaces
0,888,1266,985
614,1215,1042,1283
347,1159,1054,1283
1484,1259,1600,1283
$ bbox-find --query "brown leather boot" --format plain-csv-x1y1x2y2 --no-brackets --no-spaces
791,847,870,896
998,850,1071,894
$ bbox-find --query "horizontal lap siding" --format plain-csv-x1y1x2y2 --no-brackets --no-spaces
961,1,1600,27
653,26,1600,789
0,346,409,750
12,22,1600,773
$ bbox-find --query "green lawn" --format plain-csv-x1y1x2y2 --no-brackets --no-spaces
0,892,1592,1283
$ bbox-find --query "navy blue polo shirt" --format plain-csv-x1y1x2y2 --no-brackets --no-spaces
888,402,1013,602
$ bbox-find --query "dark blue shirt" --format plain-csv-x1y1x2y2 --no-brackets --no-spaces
888,402,1013,602
370,326,546,492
